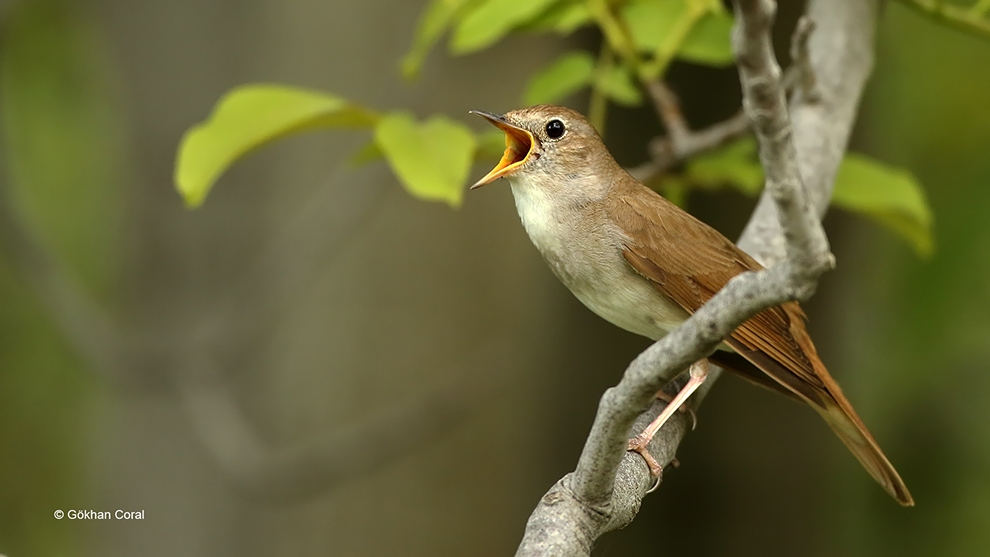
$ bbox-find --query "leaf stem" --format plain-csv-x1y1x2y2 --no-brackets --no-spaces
588,42,613,136
587,0,645,78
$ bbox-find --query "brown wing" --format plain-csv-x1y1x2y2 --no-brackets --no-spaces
606,180,914,506
607,185,827,406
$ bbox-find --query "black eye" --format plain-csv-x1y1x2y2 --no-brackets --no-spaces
545,119,565,139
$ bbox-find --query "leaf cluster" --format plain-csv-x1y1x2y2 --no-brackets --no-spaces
173,0,934,255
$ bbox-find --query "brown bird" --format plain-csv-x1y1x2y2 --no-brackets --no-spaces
471,105,913,506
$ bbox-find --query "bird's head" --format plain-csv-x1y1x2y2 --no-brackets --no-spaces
470,105,611,190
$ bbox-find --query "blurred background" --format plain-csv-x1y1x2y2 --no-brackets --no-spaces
1,0,988,556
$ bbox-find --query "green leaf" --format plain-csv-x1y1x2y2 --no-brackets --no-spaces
679,9,734,65
519,0,592,34
451,0,558,54
594,63,644,107
374,112,477,207
623,0,684,52
524,51,595,106
834,154,934,257
175,84,379,208
401,0,472,80
684,137,763,195
622,0,732,66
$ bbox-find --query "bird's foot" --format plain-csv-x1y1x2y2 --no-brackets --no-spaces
625,359,710,480
627,433,664,477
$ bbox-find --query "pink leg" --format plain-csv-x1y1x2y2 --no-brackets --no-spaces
627,359,710,476
653,390,698,431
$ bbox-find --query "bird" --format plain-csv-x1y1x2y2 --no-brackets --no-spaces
469,104,913,506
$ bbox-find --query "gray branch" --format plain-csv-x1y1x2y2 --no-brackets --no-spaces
515,0,877,554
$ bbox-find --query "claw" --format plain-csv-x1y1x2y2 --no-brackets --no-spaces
627,433,664,477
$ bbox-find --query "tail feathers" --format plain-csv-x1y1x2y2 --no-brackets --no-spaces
815,399,914,506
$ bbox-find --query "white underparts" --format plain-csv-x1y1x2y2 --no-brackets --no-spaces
507,173,690,341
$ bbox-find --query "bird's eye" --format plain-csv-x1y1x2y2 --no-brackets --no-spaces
545,119,565,139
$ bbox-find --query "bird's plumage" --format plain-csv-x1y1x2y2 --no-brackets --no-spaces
474,105,913,506
611,180,913,506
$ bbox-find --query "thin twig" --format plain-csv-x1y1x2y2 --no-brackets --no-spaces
646,82,691,147
626,96,751,183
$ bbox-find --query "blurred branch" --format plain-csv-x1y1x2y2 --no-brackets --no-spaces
178,347,503,503
0,188,137,383
0,165,474,502
515,0,871,553
894,0,990,41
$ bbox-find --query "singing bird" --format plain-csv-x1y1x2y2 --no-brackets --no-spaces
470,105,913,506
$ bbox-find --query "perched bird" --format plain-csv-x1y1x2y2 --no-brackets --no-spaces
470,105,913,506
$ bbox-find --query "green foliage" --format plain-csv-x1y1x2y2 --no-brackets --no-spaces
833,154,934,257
623,0,687,51
520,0,592,34
684,137,763,194
175,85,379,208
374,112,477,207
524,51,596,106
594,63,644,106
451,0,559,54
1,0,126,293
401,0,473,80
667,139,934,256
678,8,735,65
177,0,744,209
173,0,935,262
892,0,990,42
623,0,734,75
0,1,120,554
175,85,490,208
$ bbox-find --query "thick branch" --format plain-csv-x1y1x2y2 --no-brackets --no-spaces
516,0,872,554
739,0,877,262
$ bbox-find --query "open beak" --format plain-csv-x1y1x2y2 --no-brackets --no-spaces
470,110,536,189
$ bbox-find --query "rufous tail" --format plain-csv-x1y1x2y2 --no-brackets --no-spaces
814,394,914,506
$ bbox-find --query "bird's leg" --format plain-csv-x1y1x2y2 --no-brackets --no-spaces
627,359,710,476
652,390,698,431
